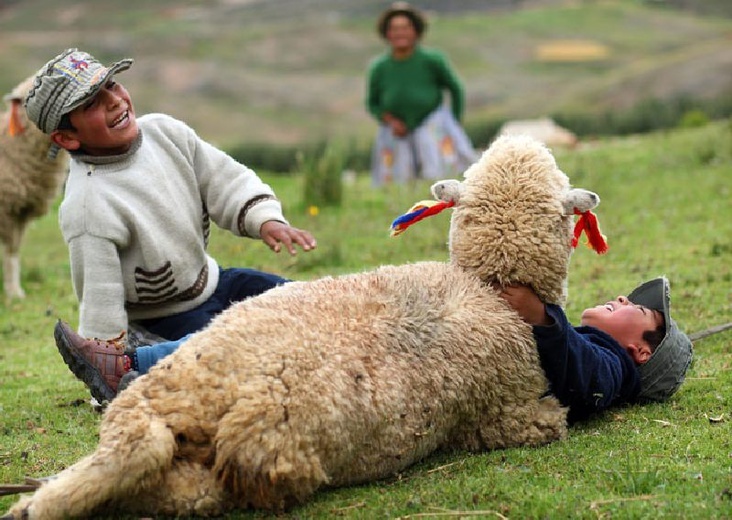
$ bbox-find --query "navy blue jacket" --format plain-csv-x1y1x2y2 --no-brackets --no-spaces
533,304,641,423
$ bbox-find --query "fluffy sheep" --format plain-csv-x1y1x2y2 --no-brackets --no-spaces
4,135,603,518
0,76,69,299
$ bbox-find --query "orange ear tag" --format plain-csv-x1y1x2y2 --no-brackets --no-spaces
8,100,25,136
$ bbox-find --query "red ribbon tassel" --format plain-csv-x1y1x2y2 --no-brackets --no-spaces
572,209,608,254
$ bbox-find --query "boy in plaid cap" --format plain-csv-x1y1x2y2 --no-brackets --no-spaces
25,48,317,403
497,276,693,422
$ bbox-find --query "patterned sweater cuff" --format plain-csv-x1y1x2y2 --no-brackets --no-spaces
237,195,288,237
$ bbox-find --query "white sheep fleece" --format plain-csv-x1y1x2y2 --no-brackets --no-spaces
0,76,69,299
6,134,605,518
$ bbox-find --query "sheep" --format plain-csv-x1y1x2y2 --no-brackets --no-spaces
0,76,69,299
498,117,578,149
4,134,604,519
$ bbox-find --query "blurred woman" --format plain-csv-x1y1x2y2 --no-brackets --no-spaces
366,2,478,186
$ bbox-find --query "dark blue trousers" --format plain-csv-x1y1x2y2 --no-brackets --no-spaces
134,267,287,374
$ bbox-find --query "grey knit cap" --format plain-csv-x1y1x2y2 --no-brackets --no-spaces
24,48,133,134
631,277,693,402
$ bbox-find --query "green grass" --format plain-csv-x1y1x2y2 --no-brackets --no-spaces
1,121,731,518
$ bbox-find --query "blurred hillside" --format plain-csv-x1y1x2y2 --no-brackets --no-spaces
1,0,731,150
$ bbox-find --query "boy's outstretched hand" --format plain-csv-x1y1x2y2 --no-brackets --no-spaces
495,284,552,327
260,221,317,255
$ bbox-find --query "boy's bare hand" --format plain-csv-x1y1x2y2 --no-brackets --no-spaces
260,221,317,255
495,284,552,326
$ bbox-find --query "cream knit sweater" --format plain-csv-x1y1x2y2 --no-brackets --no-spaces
59,113,287,339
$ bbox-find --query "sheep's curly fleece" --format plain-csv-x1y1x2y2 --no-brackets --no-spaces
449,134,576,307
6,134,583,518
0,76,69,298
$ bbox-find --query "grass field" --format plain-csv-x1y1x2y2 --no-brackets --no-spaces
1,120,731,518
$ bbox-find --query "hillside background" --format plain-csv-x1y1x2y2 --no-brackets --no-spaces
1,0,731,152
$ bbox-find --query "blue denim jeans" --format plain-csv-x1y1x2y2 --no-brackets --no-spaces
133,267,288,374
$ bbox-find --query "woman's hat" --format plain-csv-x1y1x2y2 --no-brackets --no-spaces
377,2,428,38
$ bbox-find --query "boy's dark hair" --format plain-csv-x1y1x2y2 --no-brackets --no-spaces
57,113,75,131
642,317,666,353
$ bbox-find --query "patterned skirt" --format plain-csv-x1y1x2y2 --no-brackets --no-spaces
370,105,478,186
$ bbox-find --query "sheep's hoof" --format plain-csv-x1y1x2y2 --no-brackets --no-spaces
4,503,30,520
4,286,26,300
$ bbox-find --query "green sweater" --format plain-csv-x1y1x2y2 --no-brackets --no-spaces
366,46,465,131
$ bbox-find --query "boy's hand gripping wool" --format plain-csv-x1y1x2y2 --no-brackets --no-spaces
5,135,604,519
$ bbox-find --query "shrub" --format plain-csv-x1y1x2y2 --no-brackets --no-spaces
678,109,709,129
224,94,732,175
549,93,732,138
297,143,345,208
225,142,301,173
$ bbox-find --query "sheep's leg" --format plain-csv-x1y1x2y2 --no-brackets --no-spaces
214,400,328,511
4,415,175,520
2,226,25,299
112,459,230,518
513,394,568,447
473,394,567,450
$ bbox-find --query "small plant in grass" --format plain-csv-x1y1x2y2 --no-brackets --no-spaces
298,143,344,208
603,452,667,496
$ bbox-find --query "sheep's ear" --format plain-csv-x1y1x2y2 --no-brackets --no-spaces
562,188,600,215
431,180,465,204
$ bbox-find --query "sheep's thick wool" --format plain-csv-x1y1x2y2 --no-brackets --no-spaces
0,76,69,298
450,134,573,305
6,134,600,518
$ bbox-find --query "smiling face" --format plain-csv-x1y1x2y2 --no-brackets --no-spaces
385,14,420,56
581,295,664,364
51,79,138,156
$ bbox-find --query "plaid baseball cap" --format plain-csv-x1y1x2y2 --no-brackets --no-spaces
630,277,693,402
24,48,133,134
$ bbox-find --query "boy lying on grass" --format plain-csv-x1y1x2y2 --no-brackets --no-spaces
497,276,693,423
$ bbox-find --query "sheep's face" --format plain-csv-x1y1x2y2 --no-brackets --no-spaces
434,134,599,306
